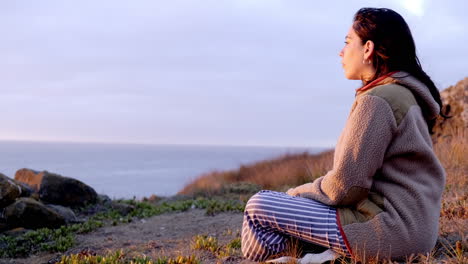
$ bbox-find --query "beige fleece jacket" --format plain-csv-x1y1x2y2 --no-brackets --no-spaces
288,72,446,261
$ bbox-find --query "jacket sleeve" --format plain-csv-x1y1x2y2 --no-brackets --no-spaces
289,94,397,206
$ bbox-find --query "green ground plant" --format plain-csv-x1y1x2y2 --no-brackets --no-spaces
57,250,201,264
191,234,243,260
0,220,103,258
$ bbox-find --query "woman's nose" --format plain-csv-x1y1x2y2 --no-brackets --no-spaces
339,49,344,57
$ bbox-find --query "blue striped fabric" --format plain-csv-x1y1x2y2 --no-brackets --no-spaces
241,190,351,262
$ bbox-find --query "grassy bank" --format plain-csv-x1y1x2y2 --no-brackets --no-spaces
179,150,334,196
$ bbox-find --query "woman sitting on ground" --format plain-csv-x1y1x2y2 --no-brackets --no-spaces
241,7,446,263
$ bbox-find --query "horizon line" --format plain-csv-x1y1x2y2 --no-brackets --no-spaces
0,138,335,151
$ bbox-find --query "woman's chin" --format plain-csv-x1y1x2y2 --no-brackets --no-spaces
344,72,359,80
343,72,353,80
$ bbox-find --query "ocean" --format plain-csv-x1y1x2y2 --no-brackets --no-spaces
0,141,324,199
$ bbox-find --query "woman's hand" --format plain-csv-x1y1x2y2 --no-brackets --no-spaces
286,183,315,197
286,187,298,196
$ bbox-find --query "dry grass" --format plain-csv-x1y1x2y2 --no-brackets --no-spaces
432,126,468,264
179,150,334,196
434,127,468,189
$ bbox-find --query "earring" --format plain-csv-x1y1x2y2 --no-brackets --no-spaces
362,59,372,65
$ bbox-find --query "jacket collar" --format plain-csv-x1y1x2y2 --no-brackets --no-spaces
357,71,440,120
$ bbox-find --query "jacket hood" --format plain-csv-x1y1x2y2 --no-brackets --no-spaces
382,71,441,121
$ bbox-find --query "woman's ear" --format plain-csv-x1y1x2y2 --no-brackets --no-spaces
364,40,375,60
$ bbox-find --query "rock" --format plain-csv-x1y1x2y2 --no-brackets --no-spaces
0,173,22,208
11,178,34,198
16,181,33,197
2,227,29,237
39,173,98,207
432,77,468,143
14,168,43,192
0,205,7,230
4,198,66,229
15,169,98,207
74,195,113,216
111,202,135,215
45,204,78,224
98,194,112,205
0,222,8,232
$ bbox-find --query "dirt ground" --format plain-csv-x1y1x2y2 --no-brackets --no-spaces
0,209,245,264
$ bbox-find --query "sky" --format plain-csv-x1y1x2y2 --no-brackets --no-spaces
0,0,466,148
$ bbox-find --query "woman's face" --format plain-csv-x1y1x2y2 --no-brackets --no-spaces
339,26,373,81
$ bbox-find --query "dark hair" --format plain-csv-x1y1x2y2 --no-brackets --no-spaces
353,7,446,134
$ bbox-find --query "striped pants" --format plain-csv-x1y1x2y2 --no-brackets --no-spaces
241,190,351,262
